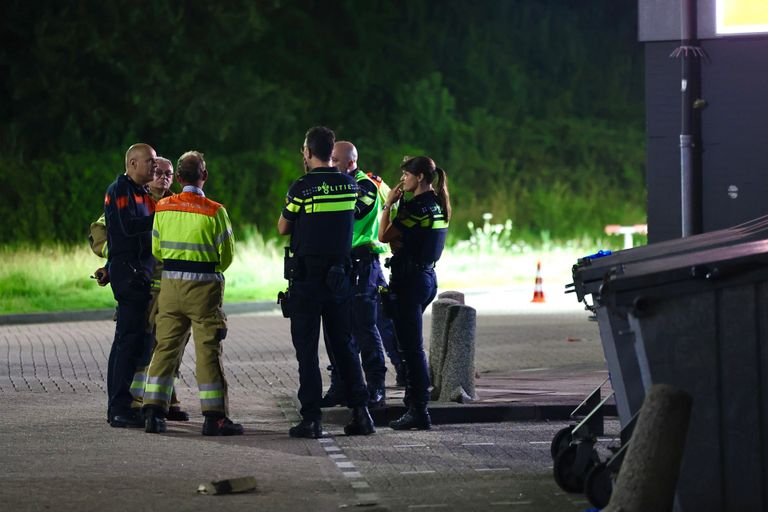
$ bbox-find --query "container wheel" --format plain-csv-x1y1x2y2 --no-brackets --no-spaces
553,444,596,494
584,461,613,509
550,425,574,459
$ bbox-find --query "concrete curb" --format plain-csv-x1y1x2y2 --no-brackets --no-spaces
322,401,619,426
0,301,280,325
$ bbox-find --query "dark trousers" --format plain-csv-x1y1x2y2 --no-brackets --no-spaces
375,270,401,368
390,268,438,406
291,276,368,421
107,260,153,418
326,256,388,391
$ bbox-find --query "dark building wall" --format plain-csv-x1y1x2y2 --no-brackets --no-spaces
644,37,768,242
700,38,768,232
645,41,681,243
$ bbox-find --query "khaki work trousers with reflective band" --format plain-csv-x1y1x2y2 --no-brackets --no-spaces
131,285,189,408
130,286,160,407
143,277,229,416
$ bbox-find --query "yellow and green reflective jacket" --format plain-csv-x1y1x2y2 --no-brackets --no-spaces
152,191,234,273
352,170,387,254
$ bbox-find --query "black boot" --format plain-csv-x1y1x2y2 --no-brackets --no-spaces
344,406,376,436
144,406,167,434
202,416,244,436
289,419,323,439
166,405,190,422
367,387,386,409
389,403,431,430
319,387,347,408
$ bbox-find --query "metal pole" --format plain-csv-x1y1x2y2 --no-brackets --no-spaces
674,0,703,237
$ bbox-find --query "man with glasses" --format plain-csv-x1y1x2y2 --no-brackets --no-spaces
135,157,191,421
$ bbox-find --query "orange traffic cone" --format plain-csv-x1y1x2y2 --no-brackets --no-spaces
531,261,545,303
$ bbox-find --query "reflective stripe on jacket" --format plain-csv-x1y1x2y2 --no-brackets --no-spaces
152,192,234,274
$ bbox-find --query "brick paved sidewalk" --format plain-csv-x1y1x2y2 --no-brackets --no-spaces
0,308,608,512
0,310,606,410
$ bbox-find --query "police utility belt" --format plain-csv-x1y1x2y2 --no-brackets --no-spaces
384,255,436,273
278,248,351,318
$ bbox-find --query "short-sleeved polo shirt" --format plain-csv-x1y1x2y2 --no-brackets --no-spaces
282,167,358,257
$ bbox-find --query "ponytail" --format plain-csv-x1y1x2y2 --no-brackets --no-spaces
401,155,452,221
435,167,451,221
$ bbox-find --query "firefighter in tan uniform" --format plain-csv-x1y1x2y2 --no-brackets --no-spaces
89,157,189,421
142,151,242,436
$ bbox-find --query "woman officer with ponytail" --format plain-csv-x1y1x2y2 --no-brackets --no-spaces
378,156,450,430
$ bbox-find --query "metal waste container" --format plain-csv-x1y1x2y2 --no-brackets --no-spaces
600,238,768,511
570,214,768,429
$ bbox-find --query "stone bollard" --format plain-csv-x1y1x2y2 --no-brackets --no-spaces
437,290,465,304
435,304,477,403
603,383,692,512
428,298,460,392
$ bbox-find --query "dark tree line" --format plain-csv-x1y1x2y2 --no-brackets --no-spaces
0,0,645,244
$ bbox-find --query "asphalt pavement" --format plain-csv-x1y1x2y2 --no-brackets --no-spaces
0,288,614,511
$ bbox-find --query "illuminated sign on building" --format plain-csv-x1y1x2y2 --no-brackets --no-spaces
716,0,768,34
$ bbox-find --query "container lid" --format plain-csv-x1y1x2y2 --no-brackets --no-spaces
606,238,768,296
570,214,768,301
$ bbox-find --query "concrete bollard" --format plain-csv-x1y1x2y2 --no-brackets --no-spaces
435,304,477,403
603,383,692,512
428,298,460,392
437,290,465,304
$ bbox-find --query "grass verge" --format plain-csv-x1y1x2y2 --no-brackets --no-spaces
0,233,630,314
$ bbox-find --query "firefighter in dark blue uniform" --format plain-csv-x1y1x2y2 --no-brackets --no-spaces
379,156,451,430
278,126,375,439
103,143,158,427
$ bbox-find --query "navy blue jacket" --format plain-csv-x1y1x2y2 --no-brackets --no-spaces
104,174,155,274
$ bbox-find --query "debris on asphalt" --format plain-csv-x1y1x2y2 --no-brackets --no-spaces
197,476,257,495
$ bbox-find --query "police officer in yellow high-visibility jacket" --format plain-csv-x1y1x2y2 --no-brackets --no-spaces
142,151,243,436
